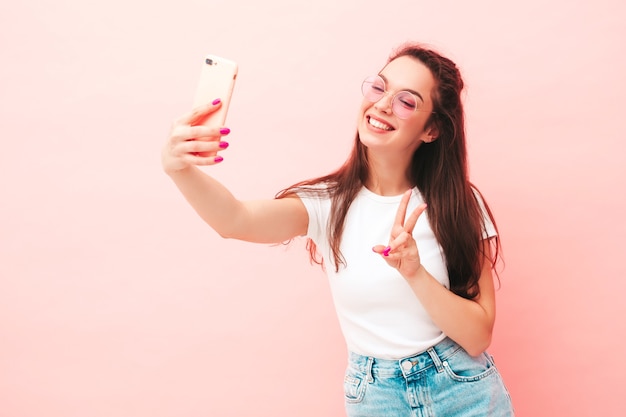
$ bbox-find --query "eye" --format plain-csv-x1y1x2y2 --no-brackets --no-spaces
371,82,385,93
397,93,417,110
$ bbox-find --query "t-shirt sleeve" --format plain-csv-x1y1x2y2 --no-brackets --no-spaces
473,189,497,239
295,190,330,245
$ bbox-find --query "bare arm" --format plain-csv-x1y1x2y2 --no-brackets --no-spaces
162,101,308,243
403,242,496,356
373,190,496,356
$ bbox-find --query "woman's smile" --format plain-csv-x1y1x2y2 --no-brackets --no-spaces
367,115,395,131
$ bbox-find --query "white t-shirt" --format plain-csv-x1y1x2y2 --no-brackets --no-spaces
299,186,496,359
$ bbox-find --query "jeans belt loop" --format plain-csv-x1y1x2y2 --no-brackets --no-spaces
427,347,445,373
366,357,374,383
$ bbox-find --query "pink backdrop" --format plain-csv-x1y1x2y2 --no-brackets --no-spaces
1,1,625,416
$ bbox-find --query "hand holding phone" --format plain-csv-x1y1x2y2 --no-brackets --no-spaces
192,54,238,126
162,55,238,172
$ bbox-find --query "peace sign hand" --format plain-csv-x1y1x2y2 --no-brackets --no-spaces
372,189,428,279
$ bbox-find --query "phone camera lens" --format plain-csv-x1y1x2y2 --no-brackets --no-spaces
206,58,214,65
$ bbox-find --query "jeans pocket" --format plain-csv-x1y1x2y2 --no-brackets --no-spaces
442,350,498,382
343,369,368,403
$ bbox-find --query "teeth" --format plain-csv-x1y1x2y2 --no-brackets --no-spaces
368,117,393,131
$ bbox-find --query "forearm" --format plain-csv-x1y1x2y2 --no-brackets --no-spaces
162,102,308,242
167,165,307,243
407,267,495,356
167,165,248,238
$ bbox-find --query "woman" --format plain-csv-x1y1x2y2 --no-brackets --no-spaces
162,43,514,416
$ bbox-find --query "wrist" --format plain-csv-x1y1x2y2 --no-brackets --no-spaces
164,163,194,177
404,264,427,283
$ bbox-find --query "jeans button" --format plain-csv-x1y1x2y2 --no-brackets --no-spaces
402,360,412,371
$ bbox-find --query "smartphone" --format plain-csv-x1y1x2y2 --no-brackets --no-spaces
192,54,238,128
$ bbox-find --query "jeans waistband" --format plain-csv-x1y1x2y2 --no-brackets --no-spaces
347,337,462,378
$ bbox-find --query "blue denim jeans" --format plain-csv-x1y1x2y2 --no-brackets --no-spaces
344,338,514,416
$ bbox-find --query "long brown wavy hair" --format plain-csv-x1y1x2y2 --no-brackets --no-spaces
277,43,501,300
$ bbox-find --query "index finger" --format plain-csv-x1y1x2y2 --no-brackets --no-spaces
177,99,222,126
403,203,427,235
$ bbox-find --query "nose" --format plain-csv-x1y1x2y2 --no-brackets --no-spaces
373,91,393,114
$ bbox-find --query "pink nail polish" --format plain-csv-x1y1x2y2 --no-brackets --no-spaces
219,127,230,135
214,156,224,163
219,141,229,149
212,98,221,105
383,246,391,257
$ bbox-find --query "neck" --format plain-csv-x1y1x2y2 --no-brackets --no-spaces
364,150,414,196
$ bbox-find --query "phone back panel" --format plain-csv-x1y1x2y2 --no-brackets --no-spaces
192,55,238,127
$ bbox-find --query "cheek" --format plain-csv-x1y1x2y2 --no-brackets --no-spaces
403,116,428,134
395,120,428,145
358,100,371,116
356,101,370,127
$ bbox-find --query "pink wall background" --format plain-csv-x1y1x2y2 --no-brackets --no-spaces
1,1,624,416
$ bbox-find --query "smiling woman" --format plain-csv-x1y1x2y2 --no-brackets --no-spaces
162,42,514,416
2,0,625,415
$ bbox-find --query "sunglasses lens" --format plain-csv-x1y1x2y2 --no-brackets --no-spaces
392,91,417,119
362,76,385,102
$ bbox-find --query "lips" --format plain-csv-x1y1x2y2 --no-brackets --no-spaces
367,115,394,131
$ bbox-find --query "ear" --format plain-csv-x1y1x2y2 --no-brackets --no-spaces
421,124,439,143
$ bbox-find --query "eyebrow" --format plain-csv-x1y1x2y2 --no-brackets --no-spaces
379,74,425,103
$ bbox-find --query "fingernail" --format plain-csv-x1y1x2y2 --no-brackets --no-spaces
219,141,229,149
219,127,230,135
383,246,391,257
214,156,224,163
212,98,221,105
